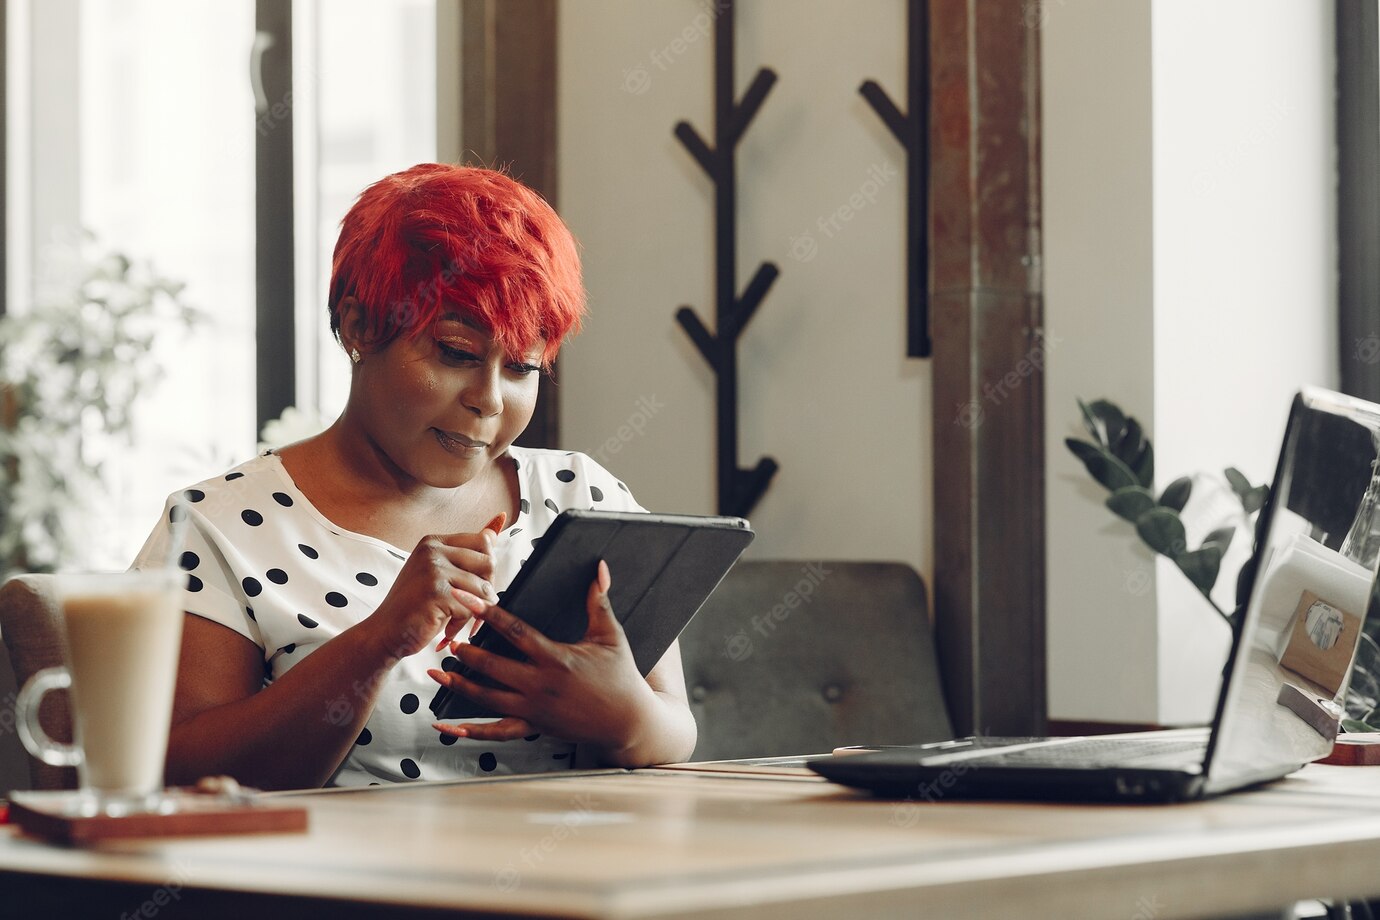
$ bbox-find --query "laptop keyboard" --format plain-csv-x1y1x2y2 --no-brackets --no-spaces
965,736,1207,770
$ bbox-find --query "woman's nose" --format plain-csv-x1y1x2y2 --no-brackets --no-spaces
461,365,503,417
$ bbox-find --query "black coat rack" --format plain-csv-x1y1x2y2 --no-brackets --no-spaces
859,0,931,358
673,0,779,518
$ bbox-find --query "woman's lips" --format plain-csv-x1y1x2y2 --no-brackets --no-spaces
433,428,488,455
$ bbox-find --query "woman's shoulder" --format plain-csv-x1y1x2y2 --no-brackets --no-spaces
507,446,643,510
166,452,282,504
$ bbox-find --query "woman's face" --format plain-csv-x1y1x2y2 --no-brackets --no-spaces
348,306,544,489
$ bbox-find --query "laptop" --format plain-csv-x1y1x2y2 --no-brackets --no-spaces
809,387,1380,802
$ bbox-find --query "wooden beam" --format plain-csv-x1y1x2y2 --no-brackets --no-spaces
461,0,561,449
929,0,1046,736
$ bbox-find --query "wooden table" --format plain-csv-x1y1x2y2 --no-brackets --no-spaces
5,761,1380,919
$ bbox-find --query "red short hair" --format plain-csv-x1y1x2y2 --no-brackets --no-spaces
329,164,585,366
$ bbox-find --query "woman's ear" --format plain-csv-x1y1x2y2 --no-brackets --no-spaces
336,296,369,359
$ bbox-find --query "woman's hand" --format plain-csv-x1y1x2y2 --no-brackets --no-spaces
358,520,503,666
426,560,663,754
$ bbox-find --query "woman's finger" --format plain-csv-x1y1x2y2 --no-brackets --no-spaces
454,640,538,691
426,667,528,719
433,716,535,742
469,604,554,661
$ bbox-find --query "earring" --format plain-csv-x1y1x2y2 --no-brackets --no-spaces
349,348,361,364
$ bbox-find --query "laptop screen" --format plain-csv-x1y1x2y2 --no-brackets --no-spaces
1205,388,1380,794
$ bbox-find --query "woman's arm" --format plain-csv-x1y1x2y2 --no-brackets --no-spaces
166,531,498,791
166,614,404,790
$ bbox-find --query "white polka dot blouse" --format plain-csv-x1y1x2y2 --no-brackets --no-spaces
131,446,646,786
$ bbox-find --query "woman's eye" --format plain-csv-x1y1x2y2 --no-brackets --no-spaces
437,343,480,363
506,362,542,377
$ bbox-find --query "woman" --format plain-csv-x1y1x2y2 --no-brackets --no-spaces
133,164,697,789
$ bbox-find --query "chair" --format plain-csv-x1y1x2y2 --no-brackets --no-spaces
676,560,952,761
0,574,77,791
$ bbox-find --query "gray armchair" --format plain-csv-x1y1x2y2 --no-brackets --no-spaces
676,560,952,761
0,574,77,791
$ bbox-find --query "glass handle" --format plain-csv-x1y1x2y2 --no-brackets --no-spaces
15,667,82,768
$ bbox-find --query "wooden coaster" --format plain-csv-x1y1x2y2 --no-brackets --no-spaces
8,790,308,844
1319,733,1380,766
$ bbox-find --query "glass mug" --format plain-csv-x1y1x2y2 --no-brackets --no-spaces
17,569,186,814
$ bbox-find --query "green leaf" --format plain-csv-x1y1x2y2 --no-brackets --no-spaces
1224,466,1251,498
1111,416,1143,466
1065,438,1138,492
1086,399,1128,449
1342,718,1380,734
1106,486,1157,522
1136,507,1187,558
1131,438,1155,489
1077,398,1105,446
1176,545,1223,595
1158,476,1193,512
1202,526,1236,556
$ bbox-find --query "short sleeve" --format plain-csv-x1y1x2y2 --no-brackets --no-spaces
130,496,266,649
570,453,647,514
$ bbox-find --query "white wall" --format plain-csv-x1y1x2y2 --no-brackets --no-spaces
1044,0,1338,725
558,0,932,581
1044,0,1160,723
1151,0,1337,724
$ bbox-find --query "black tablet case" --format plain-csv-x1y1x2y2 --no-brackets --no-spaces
429,509,754,720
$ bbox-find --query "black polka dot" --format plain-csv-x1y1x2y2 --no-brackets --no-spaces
179,551,200,571
590,486,604,502
400,693,419,714
183,489,206,503
368,782,380,786
544,499,559,514
297,614,318,629
400,758,421,779
267,568,288,585
242,577,262,597
524,733,541,742
246,606,256,621
356,572,378,586
186,574,203,593
439,733,458,746
388,550,406,561
441,656,460,672
169,505,186,524
280,643,296,654
617,481,629,492
272,491,293,507
513,458,520,470
552,752,572,761
508,527,523,536
478,752,498,772
241,509,263,526
325,592,348,608
225,472,245,481
519,499,530,514
531,537,542,549
556,469,575,483
298,543,319,559
357,727,372,746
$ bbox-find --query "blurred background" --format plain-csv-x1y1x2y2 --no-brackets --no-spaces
0,0,1366,735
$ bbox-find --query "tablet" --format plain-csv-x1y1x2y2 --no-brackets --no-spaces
428,509,755,720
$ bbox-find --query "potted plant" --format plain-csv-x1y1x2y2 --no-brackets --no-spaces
0,241,198,580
